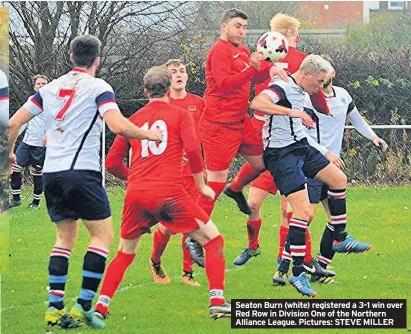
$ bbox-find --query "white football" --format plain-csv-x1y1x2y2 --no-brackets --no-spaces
256,31,289,62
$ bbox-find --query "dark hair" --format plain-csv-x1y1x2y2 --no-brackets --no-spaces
220,8,248,24
143,66,171,98
33,74,50,85
70,35,101,68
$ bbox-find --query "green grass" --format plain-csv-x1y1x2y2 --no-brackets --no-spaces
2,186,411,333
0,212,8,274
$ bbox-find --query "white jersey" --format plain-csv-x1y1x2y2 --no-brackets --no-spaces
24,67,120,173
20,96,46,147
0,70,9,127
262,76,307,148
304,86,355,156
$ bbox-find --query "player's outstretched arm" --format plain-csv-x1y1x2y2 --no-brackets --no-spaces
347,107,388,151
9,107,36,163
103,109,163,142
106,134,130,181
250,92,315,128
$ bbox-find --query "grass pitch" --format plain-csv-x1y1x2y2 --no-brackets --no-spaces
2,186,410,333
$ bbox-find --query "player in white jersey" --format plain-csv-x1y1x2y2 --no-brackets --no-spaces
251,55,372,297
10,75,49,209
0,69,8,127
302,62,387,283
8,35,163,329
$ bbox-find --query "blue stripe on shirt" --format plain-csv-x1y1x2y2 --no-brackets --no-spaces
268,84,286,101
96,91,116,106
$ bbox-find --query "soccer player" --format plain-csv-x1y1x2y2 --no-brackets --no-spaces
277,58,387,285
149,59,204,287
231,14,331,279
8,35,162,329
10,74,49,209
95,66,231,326
197,8,287,218
231,13,308,266
250,55,372,297
0,69,8,127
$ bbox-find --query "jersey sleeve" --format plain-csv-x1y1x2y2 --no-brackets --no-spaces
210,46,257,94
261,83,287,104
253,60,272,84
105,135,130,181
23,91,44,116
0,71,8,127
345,91,356,114
95,81,120,117
178,110,203,174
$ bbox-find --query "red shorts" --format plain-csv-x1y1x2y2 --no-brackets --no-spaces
200,116,263,171
183,176,200,199
250,170,278,195
120,187,209,240
249,117,278,195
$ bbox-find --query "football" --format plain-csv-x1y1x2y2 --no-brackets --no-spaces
256,31,289,62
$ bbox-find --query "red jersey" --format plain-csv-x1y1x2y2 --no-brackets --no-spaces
105,100,203,190
169,93,204,177
254,46,307,118
204,39,271,123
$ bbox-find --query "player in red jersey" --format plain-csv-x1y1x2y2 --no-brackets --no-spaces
149,59,204,287
94,67,231,327
230,15,332,282
196,8,288,221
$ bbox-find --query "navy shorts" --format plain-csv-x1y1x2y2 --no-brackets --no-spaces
264,138,330,197
16,141,46,171
43,170,111,222
307,178,329,204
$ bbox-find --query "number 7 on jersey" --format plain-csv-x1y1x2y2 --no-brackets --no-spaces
55,88,76,120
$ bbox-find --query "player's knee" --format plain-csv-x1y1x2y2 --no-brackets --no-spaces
248,199,262,214
159,224,171,236
332,171,347,189
296,205,312,222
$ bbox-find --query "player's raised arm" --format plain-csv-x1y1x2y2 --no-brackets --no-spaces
105,134,130,181
250,88,315,128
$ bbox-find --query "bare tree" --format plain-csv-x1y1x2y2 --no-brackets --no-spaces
8,1,198,112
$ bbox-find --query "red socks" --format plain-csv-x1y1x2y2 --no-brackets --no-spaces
230,162,262,192
277,212,292,259
204,235,225,306
304,229,313,263
182,234,194,273
247,218,262,250
197,181,225,216
95,251,136,315
151,227,171,264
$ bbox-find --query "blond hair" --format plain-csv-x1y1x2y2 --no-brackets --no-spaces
270,13,301,38
299,55,333,75
164,59,186,68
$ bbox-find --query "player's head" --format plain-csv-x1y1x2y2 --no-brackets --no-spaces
143,66,171,99
164,59,188,92
70,35,101,70
270,13,301,47
320,54,336,89
297,55,333,95
33,74,49,92
220,8,248,46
